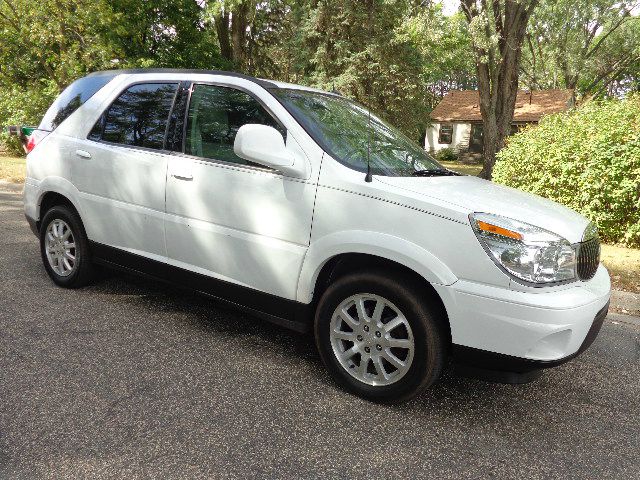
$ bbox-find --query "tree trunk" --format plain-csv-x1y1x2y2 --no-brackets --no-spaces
215,11,232,63
480,113,498,179
462,0,538,180
231,2,249,71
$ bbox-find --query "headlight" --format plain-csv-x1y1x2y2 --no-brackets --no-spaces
470,213,576,285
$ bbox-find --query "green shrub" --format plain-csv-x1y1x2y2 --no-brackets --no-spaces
0,81,58,156
435,147,458,162
494,95,640,247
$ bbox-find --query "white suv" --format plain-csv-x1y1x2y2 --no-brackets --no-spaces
22,69,610,402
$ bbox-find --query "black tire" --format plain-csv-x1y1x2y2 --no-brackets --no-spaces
39,205,94,288
314,269,447,403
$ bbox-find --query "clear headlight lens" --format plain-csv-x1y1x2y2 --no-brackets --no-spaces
470,213,576,285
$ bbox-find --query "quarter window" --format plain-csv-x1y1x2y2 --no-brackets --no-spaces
90,83,178,150
39,74,116,131
185,84,285,165
438,124,453,144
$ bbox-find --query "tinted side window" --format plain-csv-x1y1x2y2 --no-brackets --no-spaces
98,83,178,150
185,84,285,164
39,74,116,131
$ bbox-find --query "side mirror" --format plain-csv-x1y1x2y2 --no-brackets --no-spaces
234,124,301,176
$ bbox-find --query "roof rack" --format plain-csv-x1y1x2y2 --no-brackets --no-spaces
86,68,278,89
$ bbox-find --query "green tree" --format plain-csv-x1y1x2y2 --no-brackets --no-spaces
202,0,296,76
461,0,539,179
0,0,118,90
401,5,476,106
106,0,223,69
284,0,433,142
520,0,640,98
0,0,118,152
0,0,224,153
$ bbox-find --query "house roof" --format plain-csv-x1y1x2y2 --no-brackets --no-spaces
430,89,574,123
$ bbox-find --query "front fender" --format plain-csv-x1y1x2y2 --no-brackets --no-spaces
296,230,458,304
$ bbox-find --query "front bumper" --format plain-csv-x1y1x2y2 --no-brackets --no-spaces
433,265,611,380
452,300,609,383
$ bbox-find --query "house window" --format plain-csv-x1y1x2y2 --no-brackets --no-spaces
438,124,453,144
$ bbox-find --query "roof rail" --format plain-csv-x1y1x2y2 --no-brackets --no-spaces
86,68,278,89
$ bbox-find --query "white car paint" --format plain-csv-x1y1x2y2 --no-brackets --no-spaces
24,71,610,365
378,175,589,243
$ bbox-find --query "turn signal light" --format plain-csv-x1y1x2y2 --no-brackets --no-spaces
476,220,523,240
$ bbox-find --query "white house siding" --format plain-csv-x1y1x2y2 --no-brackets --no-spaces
425,122,471,153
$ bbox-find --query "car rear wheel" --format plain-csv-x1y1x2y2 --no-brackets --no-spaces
40,205,94,288
315,269,447,403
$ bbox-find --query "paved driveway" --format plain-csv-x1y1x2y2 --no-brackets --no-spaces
1,189,639,479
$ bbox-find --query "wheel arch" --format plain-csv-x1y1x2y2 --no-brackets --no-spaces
36,183,84,233
298,231,458,342
309,252,453,347
298,231,457,303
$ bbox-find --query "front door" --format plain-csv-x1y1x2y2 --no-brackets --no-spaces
73,82,179,258
469,123,483,153
164,83,316,301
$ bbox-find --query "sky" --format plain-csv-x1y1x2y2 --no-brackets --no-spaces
437,0,460,16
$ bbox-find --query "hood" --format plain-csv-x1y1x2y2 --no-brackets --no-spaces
377,175,590,243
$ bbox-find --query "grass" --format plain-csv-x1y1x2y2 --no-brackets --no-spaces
601,244,640,293
2,154,638,292
439,160,482,176
0,154,26,183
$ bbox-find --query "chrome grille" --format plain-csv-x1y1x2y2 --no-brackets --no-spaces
577,236,600,280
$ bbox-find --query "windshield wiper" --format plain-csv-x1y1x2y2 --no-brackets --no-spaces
411,168,461,177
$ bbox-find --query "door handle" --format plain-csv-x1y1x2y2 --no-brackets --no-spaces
173,172,193,180
168,159,194,180
75,149,92,159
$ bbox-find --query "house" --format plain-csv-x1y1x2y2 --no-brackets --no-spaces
425,89,574,154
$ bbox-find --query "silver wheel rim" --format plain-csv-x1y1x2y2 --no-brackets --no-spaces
44,219,77,277
329,293,415,386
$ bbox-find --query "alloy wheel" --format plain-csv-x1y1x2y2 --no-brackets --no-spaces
44,219,77,277
329,293,415,386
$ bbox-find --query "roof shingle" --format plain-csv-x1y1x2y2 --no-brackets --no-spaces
430,89,574,123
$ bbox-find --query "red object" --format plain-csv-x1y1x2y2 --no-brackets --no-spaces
25,130,48,154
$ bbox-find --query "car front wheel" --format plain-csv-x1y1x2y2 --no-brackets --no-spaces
315,269,447,403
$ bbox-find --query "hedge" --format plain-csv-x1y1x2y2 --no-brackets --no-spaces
494,95,640,247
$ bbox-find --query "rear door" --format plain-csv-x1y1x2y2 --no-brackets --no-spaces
73,81,179,258
164,82,316,300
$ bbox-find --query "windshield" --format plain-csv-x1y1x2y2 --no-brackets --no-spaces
270,88,446,177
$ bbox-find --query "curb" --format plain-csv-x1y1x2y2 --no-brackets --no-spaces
607,312,640,328
610,289,640,317
0,180,23,194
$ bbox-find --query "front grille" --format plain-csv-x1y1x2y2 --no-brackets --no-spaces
577,236,600,280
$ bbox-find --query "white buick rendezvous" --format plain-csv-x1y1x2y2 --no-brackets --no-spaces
20,69,610,402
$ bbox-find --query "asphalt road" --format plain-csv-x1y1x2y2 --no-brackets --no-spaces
1,189,639,479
